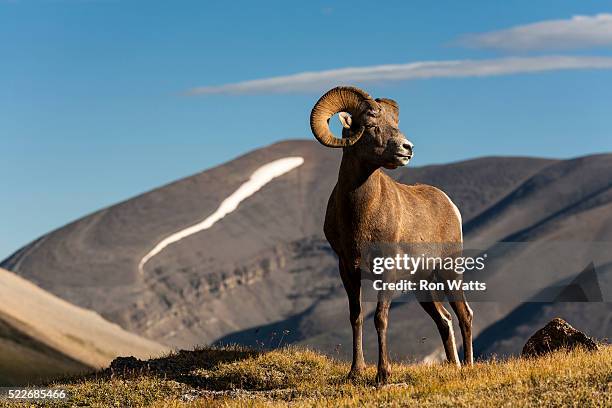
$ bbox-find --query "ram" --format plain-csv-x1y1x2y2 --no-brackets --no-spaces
310,86,473,384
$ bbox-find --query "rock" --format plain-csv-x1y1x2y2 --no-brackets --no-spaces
110,356,144,372
521,317,598,357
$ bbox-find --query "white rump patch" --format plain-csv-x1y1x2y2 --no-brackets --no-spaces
441,191,463,241
138,156,305,274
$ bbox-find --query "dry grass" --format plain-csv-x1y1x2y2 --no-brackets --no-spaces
6,345,612,407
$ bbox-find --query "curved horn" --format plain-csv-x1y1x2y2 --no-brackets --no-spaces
376,98,399,124
310,86,375,148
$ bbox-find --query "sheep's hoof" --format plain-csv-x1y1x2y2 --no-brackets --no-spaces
375,366,391,386
347,367,366,381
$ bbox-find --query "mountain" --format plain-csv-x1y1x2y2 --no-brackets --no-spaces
0,267,168,385
2,140,611,363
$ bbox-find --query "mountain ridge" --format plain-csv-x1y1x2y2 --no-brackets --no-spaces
2,140,610,362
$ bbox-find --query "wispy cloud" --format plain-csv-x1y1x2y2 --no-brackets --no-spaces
457,14,612,51
186,56,612,95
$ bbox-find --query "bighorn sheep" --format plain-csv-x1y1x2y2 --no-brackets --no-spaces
310,86,473,384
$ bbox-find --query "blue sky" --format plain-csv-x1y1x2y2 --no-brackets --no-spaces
2,0,612,258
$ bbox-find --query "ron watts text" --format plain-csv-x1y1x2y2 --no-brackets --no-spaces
373,279,487,292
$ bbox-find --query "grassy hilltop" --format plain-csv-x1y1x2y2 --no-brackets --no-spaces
6,345,612,407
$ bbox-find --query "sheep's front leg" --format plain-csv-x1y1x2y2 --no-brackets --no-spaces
340,260,365,379
374,294,392,385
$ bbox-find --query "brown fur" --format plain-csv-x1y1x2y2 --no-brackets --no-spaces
312,87,473,384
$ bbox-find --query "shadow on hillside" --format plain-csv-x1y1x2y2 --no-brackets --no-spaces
70,346,262,389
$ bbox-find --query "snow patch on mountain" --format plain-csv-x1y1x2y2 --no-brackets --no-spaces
138,156,305,273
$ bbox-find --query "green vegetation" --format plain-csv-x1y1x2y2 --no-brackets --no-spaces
4,345,611,407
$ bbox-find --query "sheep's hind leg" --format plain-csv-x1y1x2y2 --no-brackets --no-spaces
419,300,461,367
442,264,474,366
448,293,474,366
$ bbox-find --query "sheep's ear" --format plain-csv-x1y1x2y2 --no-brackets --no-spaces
338,112,352,129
